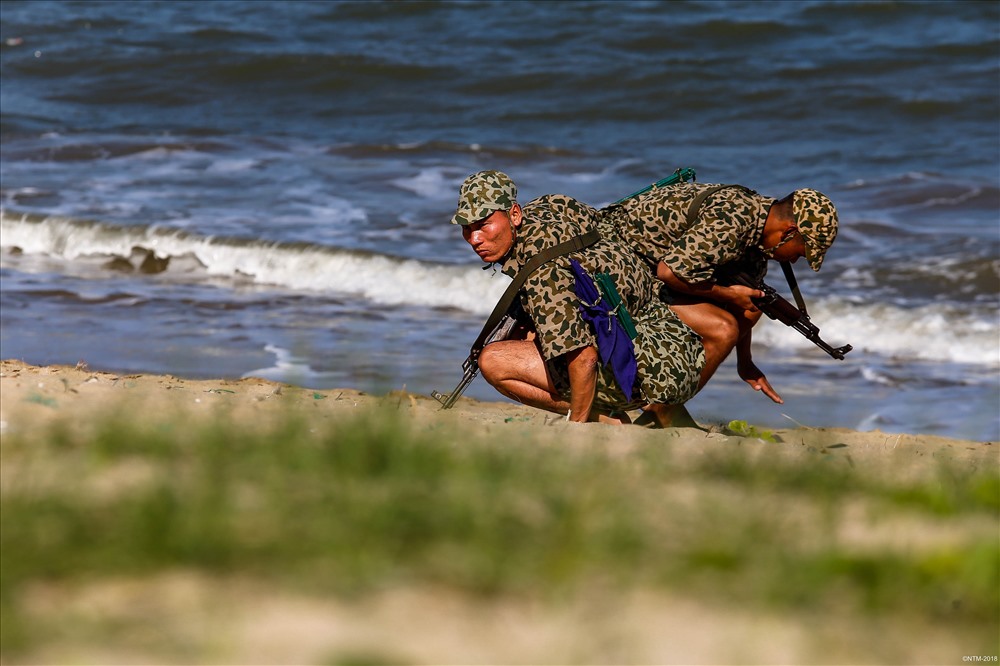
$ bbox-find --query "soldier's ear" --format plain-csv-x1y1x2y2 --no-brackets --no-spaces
509,203,523,228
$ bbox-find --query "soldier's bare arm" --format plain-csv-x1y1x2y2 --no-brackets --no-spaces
655,262,762,312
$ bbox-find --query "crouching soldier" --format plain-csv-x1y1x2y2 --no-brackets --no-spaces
451,170,705,426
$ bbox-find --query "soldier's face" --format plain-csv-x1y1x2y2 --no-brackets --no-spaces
770,229,807,264
461,206,522,263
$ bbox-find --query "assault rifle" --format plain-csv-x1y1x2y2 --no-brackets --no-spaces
727,271,853,360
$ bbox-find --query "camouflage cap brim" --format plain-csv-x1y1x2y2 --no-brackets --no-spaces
793,188,839,272
451,201,506,226
451,170,517,225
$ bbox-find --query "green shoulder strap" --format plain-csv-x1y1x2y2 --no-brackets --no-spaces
614,167,697,205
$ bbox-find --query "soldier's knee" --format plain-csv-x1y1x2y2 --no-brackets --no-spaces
703,310,740,348
478,346,503,385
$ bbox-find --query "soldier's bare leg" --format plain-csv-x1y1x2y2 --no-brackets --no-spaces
668,298,740,389
631,296,758,428
478,339,567,412
478,340,630,424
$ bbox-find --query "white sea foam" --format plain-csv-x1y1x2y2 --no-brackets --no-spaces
3,210,996,366
390,167,458,200
241,344,326,384
1,209,509,315
859,366,900,386
750,298,998,367
205,157,260,173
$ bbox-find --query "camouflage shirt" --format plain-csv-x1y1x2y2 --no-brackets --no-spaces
499,194,704,410
606,182,774,285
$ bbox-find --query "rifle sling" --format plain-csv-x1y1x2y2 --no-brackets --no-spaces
472,229,602,355
780,260,809,315
686,185,811,315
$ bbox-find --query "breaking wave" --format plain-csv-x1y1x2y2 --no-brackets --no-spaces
3,209,996,367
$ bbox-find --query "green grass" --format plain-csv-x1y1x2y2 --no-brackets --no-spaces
2,407,998,658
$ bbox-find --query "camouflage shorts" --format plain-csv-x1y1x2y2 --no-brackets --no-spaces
549,300,705,412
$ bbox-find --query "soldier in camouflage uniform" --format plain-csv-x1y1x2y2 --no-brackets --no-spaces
451,170,705,424
604,181,839,404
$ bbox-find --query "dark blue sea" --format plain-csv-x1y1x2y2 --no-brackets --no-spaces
2,0,998,440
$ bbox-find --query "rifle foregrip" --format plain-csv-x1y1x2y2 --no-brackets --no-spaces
733,274,852,361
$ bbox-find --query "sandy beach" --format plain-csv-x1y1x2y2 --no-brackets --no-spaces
2,359,997,665
1,358,994,462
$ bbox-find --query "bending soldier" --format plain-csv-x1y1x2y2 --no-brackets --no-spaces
605,181,840,403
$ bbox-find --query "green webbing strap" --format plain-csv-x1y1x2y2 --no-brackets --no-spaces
614,167,697,205
594,272,638,340
472,229,602,355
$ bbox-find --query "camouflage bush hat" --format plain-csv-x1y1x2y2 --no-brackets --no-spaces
450,170,518,225
793,188,839,271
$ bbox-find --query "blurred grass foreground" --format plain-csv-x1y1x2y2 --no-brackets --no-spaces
1,402,997,664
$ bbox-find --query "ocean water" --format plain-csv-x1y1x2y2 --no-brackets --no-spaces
1,0,997,441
